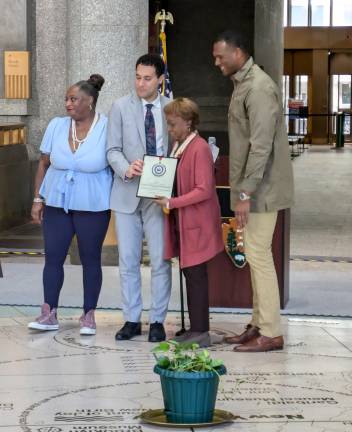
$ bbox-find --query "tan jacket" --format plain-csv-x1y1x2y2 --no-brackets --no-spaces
228,57,294,213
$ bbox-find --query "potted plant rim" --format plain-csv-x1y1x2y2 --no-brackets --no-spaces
152,340,226,424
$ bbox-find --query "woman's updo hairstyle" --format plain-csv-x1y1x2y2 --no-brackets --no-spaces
75,74,105,107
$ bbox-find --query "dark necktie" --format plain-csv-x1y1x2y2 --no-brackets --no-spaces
145,103,156,155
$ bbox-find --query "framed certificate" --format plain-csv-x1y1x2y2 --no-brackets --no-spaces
137,155,178,199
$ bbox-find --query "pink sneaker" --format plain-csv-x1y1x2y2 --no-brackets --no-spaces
79,310,96,335
28,303,59,331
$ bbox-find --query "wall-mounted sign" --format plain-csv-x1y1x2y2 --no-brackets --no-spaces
0,124,26,146
4,51,30,99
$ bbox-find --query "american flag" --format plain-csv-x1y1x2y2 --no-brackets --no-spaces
159,31,173,99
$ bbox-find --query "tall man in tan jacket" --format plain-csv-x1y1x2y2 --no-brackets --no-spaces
213,30,294,352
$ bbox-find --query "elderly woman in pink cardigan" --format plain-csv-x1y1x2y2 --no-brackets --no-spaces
154,97,223,347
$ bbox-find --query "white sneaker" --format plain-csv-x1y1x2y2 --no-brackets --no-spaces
28,303,59,331
79,310,96,335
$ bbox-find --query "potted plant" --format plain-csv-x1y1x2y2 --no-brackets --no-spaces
152,340,226,424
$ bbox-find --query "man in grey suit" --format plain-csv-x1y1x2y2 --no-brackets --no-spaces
107,54,172,342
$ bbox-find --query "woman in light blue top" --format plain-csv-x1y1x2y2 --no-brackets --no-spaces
28,74,112,335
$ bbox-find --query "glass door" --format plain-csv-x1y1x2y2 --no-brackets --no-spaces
294,75,308,135
282,75,290,132
331,75,352,141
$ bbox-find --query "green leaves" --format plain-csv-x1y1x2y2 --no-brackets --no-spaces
155,341,170,352
152,340,224,373
211,359,223,368
157,356,170,368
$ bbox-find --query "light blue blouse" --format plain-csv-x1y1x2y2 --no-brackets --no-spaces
39,114,112,212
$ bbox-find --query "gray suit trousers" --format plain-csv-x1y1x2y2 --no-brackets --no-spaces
114,199,171,323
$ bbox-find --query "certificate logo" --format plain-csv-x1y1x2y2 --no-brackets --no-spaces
152,163,166,177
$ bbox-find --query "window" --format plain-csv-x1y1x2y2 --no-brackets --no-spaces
284,0,352,26
331,75,351,135
295,76,308,104
282,75,290,131
332,75,351,111
332,0,352,26
283,76,290,111
284,0,288,26
291,0,309,26
294,75,308,134
332,75,339,113
311,0,330,26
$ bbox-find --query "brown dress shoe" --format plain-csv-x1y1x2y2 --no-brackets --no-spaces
224,325,260,345
234,335,284,352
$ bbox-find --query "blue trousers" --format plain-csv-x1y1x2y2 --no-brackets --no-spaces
42,206,110,312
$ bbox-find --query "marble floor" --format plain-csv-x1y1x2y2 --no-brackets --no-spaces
0,307,352,431
290,145,352,258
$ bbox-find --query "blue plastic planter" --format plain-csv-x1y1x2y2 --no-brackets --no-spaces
154,364,226,424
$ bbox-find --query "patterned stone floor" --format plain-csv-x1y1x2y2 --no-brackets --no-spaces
0,308,351,431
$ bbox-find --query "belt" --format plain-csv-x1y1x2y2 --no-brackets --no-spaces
57,170,75,213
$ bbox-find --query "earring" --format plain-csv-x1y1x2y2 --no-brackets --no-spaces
89,104,92,111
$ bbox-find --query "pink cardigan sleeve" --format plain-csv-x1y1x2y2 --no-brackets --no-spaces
169,142,214,209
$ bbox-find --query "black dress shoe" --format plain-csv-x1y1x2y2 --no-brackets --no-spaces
115,321,141,341
149,322,166,342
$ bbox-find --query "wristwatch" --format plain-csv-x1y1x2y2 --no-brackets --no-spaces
239,191,251,201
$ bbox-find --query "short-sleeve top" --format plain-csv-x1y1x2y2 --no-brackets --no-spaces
39,114,112,212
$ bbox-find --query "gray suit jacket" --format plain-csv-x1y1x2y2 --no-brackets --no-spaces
107,92,170,213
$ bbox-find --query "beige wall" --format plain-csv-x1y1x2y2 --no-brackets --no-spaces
285,27,352,50
330,52,352,74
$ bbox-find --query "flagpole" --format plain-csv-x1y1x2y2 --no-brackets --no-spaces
154,9,186,335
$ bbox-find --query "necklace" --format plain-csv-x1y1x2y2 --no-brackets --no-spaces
71,112,99,152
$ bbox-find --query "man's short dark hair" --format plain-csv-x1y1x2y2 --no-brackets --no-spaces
136,53,165,78
214,30,251,56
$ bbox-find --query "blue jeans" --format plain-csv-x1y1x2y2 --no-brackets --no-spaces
42,206,110,312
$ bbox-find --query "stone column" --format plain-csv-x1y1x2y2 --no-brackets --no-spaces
311,50,329,143
27,0,68,158
254,0,284,88
67,0,149,115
